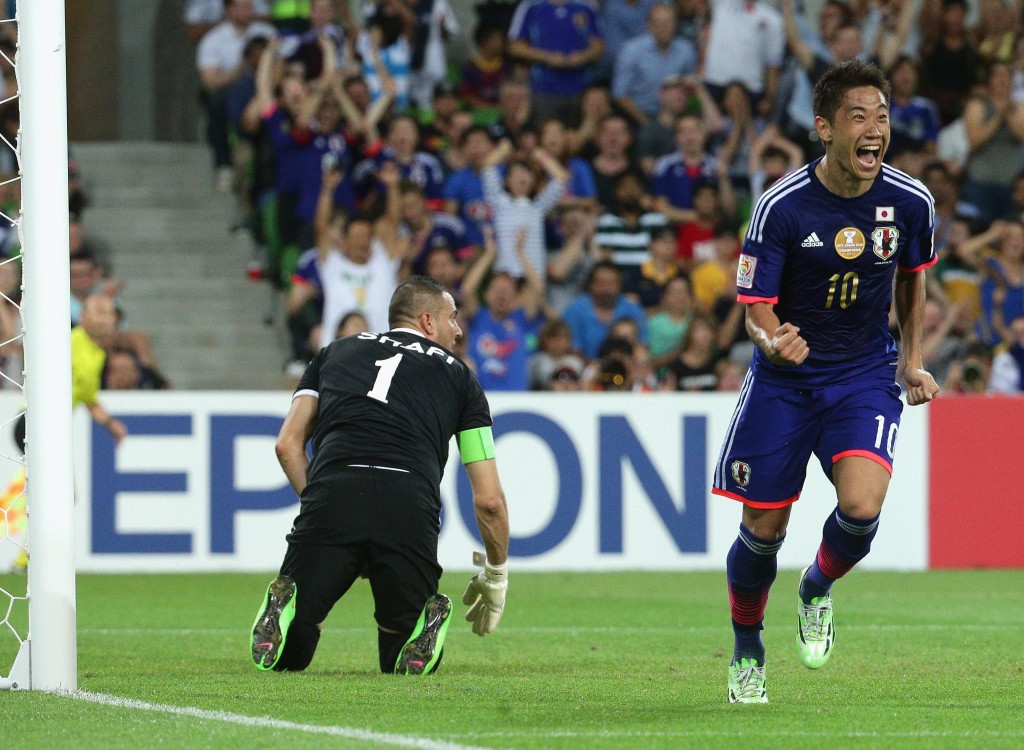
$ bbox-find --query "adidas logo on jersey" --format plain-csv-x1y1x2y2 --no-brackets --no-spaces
801,232,824,247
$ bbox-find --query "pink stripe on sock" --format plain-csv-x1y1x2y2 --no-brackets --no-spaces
729,586,770,627
817,542,856,580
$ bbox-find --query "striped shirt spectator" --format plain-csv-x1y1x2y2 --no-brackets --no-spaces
481,139,568,281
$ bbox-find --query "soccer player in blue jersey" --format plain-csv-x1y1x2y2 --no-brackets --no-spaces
711,60,940,703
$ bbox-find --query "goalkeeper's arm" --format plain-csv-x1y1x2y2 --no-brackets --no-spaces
464,457,509,566
459,436,510,636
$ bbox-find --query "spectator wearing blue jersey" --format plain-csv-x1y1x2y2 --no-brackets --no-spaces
650,113,730,224
355,115,446,208
886,57,942,159
443,125,494,248
611,3,698,126
239,38,315,284
291,87,359,250
507,0,605,127
387,178,475,274
562,260,648,359
977,219,1024,346
714,61,939,704
462,229,545,391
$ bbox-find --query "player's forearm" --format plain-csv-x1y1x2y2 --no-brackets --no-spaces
894,270,927,368
276,444,309,496
746,302,782,358
474,492,509,565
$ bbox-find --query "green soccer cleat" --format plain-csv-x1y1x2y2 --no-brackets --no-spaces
250,575,297,671
394,594,452,675
728,658,768,703
797,566,835,670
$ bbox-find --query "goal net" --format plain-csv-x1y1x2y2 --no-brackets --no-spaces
0,0,77,691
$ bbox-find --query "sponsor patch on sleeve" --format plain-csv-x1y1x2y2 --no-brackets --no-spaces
737,254,757,289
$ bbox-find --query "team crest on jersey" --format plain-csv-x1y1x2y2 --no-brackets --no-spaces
834,227,866,260
731,460,751,488
573,11,589,28
737,254,757,289
871,226,899,261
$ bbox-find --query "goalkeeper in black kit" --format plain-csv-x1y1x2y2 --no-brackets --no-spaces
250,276,511,675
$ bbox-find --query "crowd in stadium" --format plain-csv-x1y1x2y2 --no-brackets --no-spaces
39,0,1024,395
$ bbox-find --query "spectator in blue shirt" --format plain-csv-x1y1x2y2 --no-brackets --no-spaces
442,125,494,248
887,56,942,159
612,3,698,125
562,260,648,359
461,228,545,391
650,112,726,224
598,0,657,81
508,0,605,127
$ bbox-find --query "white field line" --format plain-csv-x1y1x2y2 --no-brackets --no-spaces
454,729,1024,740
60,690,492,750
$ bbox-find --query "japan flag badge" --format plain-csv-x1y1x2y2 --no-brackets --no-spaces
875,206,894,222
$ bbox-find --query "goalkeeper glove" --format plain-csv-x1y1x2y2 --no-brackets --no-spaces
462,553,507,636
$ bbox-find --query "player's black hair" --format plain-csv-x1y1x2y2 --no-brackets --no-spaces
812,60,891,123
388,275,449,328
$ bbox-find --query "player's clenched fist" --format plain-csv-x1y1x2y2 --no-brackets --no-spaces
903,366,939,405
769,322,810,366
463,559,507,636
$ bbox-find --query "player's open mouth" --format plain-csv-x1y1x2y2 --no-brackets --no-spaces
856,145,880,167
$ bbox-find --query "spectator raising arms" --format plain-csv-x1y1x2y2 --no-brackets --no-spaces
481,138,567,283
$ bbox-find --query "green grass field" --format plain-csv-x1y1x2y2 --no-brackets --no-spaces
1,570,1022,749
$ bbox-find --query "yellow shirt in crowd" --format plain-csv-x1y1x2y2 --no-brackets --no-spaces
70,325,105,408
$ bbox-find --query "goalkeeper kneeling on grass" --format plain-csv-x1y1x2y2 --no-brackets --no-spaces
250,276,511,675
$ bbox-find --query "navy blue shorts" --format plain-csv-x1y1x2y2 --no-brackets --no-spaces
712,371,904,508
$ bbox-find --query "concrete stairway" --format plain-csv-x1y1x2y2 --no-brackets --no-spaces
71,142,289,390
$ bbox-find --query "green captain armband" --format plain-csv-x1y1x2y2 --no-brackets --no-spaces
457,426,496,464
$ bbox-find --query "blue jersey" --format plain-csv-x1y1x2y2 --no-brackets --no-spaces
443,167,489,246
265,106,306,194
650,153,718,210
508,0,603,96
468,308,539,391
738,160,936,388
409,212,474,274
295,130,356,221
889,96,942,157
291,248,324,317
354,148,446,203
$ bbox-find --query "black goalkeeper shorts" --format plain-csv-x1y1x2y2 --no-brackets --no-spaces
280,466,443,633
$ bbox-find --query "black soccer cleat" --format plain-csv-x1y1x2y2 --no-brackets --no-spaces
394,594,452,675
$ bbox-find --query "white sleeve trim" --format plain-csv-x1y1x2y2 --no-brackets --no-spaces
293,389,319,400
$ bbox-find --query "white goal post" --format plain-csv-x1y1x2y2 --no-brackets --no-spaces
0,0,77,691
